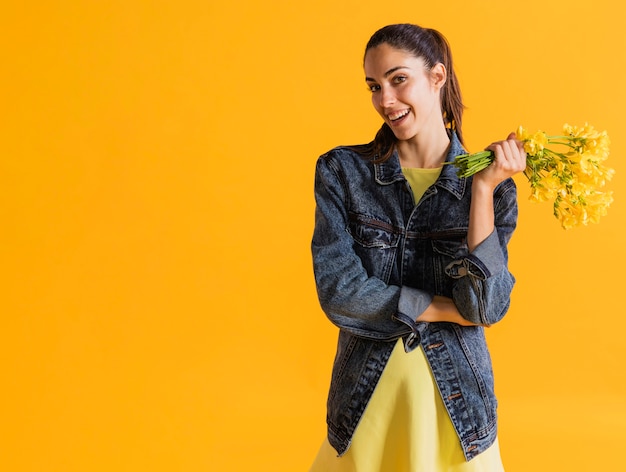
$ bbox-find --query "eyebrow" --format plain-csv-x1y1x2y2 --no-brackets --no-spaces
365,66,410,82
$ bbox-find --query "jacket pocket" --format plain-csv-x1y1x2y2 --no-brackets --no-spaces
346,213,400,282
431,235,466,258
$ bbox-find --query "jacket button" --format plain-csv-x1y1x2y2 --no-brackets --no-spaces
406,331,420,349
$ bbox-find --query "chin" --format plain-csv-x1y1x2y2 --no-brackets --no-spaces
391,129,418,142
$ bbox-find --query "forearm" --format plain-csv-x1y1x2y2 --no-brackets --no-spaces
448,217,517,326
468,132,526,251
316,273,411,340
467,181,495,252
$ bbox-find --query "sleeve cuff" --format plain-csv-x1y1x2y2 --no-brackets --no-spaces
398,286,433,322
445,230,505,280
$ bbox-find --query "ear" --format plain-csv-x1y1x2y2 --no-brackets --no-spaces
430,62,447,91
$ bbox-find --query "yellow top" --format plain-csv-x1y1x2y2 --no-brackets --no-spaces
402,166,444,203
309,167,504,472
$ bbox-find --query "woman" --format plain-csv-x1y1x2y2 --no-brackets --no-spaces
310,24,526,471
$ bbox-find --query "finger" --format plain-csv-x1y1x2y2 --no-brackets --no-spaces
504,132,526,155
496,141,525,172
499,140,516,162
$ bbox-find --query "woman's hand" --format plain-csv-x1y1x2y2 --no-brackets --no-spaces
473,132,527,192
416,296,484,327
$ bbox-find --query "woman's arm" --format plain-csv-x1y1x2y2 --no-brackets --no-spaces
468,133,527,250
312,152,433,340
418,133,526,327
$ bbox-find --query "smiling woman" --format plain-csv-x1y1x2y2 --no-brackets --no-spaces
3,1,624,470
365,44,447,158
309,23,526,471
358,25,466,166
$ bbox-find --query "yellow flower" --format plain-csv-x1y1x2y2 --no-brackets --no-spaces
516,127,548,155
569,180,589,197
585,190,614,219
563,123,610,156
530,173,560,202
576,151,595,175
584,132,610,160
554,200,582,230
452,122,614,229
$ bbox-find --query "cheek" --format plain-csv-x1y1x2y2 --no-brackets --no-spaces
402,85,421,104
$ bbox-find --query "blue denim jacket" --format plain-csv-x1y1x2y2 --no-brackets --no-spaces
311,132,517,461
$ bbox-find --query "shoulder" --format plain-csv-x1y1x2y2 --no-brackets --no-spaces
317,144,373,174
320,144,370,162
314,145,380,197
495,177,518,199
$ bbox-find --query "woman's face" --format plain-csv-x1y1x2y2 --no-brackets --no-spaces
364,43,445,143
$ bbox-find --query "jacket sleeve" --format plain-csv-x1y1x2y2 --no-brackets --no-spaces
446,179,518,326
311,154,432,341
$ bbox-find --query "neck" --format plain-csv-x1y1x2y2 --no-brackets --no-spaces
396,126,451,168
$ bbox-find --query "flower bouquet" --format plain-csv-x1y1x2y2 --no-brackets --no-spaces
452,123,614,229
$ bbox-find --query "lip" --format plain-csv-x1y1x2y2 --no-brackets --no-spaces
387,109,410,126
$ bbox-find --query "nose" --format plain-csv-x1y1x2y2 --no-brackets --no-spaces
379,86,396,108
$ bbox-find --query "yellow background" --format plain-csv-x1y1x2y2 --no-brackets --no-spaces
2,1,624,470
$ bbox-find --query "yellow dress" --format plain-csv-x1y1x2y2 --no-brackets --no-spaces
309,167,504,472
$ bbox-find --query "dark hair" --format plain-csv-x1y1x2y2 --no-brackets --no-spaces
359,24,465,162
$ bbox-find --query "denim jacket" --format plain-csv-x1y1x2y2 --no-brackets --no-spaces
311,132,517,461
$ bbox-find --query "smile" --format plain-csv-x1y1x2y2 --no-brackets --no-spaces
388,109,410,121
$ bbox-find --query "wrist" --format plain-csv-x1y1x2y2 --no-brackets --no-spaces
471,177,496,195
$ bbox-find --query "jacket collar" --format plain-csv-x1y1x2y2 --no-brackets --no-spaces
374,131,467,199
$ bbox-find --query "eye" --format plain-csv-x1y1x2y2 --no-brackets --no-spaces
367,83,380,93
393,75,407,84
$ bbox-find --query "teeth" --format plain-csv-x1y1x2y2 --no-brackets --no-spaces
389,109,409,121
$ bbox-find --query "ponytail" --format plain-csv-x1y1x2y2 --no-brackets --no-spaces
427,28,465,146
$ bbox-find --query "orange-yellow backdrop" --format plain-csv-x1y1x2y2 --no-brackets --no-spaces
2,1,624,471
